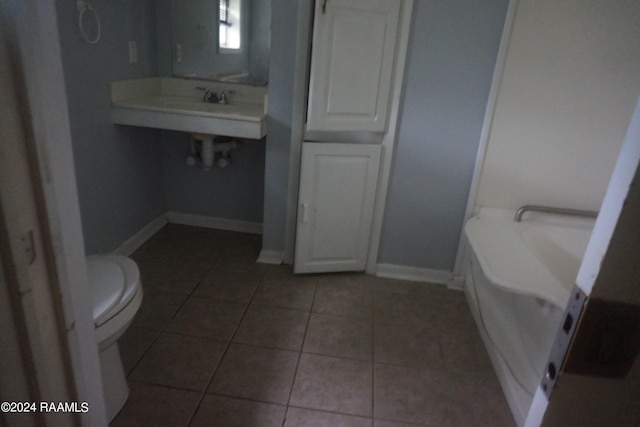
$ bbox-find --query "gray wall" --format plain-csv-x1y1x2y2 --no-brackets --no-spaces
161,132,265,222
55,0,165,254
156,0,174,76
248,0,270,84
261,0,299,252
378,0,508,270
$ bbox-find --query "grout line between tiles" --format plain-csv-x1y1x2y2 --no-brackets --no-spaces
125,290,195,377
370,278,376,423
298,349,371,363
285,403,375,424
185,265,267,427
282,277,317,426
130,254,218,426
192,391,289,408
125,227,511,426
122,328,162,377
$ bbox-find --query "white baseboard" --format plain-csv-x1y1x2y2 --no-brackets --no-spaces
256,249,284,265
166,211,263,235
111,211,263,256
376,263,453,285
112,213,168,256
447,274,466,291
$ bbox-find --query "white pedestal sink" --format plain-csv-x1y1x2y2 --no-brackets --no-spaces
109,77,267,140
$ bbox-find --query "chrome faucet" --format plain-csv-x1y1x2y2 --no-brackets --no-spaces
218,90,234,105
196,87,218,103
196,87,235,104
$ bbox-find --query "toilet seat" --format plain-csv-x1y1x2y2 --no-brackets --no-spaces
87,255,141,327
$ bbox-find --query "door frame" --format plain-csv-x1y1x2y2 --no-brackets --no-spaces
283,0,414,273
1,1,107,425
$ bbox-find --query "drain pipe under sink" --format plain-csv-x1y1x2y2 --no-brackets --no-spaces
187,133,238,170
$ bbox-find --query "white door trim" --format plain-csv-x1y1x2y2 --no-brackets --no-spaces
3,1,108,424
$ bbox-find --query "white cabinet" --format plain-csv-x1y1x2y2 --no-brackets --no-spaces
306,0,401,132
291,0,412,273
294,143,381,273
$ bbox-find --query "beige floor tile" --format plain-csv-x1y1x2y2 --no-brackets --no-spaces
139,261,209,295
234,305,309,351
129,332,226,391
285,407,372,427
134,236,220,268
131,236,177,263
130,257,158,277
118,327,159,374
373,286,435,325
130,291,187,331
190,395,286,427
429,293,477,332
291,354,373,417
439,329,493,375
165,296,246,340
253,278,317,311
373,279,450,303
313,276,372,320
121,226,513,427
208,343,298,404
215,257,267,274
374,364,458,426
215,255,266,271
167,246,220,269
212,233,263,267
448,373,515,427
110,382,200,427
374,322,443,369
303,314,372,361
193,267,263,303
373,420,427,427
262,265,316,282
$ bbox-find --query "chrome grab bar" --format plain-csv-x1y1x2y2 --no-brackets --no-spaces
514,205,598,222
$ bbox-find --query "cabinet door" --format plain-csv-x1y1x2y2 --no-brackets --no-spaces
294,143,381,274
306,0,401,132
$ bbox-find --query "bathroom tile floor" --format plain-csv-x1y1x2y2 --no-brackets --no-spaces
111,224,514,427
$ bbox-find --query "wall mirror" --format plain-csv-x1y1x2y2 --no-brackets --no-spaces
172,0,270,85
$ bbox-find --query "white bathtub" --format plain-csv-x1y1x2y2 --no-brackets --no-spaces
463,209,593,426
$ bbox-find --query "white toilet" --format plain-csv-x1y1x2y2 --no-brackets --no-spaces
86,255,143,421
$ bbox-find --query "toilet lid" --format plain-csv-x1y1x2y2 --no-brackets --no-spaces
87,257,126,325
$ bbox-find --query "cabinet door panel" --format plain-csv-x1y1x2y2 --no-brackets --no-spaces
307,0,401,132
295,143,381,273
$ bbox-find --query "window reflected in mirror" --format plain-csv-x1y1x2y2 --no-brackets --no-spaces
172,0,270,85
219,0,241,51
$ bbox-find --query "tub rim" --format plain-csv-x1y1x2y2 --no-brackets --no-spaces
464,209,593,309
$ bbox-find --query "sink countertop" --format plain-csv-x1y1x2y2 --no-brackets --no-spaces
109,77,268,139
112,97,265,122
